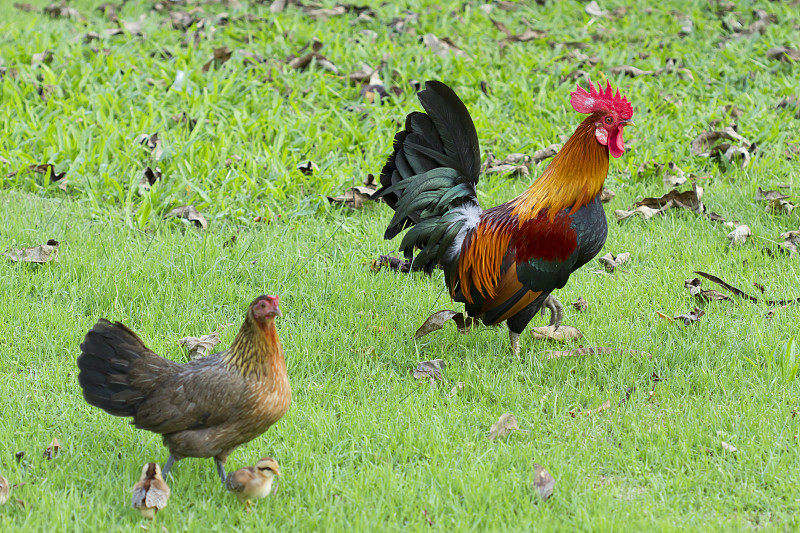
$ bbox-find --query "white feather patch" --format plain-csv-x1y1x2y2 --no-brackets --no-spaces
444,202,482,262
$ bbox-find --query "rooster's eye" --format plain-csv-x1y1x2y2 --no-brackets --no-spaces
604,116,613,124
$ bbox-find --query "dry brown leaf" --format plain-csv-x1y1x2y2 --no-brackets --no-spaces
136,132,164,161
614,205,666,221
543,347,653,360
178,332,221,359
201,47,232,72
533,144,561,163
684,278,732,302
765,198,794,215
31,50,54,65
568,399,611,417
138,166,162,195
297,160,318,175
370,254,412,273
584,1,607,17
533,464,555,502
767,47,800,63
635,184,704,213
668,307,705,326
43,438,60,460
727,225,751,245
13,3,35,11
600,187,615,203
414,310,474,339
44,3,83,20
3,239,60,264
721,441,737,452
448,381,465,397
530,325,583,342
598,252,630,272
412,359,445,381
755,187,790,202
609,65,652,77
572,297,588,312
6,163,65,182
488,413,520,440
422,34,465,57
327,187,374,209
164,205,208,229
780,230,800,257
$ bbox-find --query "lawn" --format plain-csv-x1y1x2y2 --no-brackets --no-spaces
1,0,799,531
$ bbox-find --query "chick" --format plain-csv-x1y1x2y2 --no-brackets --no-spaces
0,474,9,505
131,463,170,519
225,457,280,508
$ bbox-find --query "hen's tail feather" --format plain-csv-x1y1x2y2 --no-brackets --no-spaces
77,319,154,417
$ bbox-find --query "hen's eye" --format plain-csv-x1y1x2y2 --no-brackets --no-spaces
604,116,613,124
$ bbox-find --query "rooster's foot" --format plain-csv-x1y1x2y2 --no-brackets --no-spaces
543,295,564,328
509,331,520,356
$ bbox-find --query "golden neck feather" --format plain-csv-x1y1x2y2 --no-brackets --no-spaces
511,113,609,220
224,316,284,379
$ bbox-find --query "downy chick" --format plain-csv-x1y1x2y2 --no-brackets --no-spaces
225,457,280,507
131,462,170,519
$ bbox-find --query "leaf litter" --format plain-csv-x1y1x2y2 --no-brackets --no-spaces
412,359,445,382
656,307,705,326
598,252,630,272
43,438,60,460
488,413,521,440
3,239,60,264
530,325,583,342
178,323,233,359
414,310,475,339
533,464,555,502
164,205,208,229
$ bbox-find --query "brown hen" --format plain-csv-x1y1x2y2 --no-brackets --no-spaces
77,295,290,482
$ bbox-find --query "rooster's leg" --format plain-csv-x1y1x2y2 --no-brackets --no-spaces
509,330,521,356
543,295,564,328
215,458,227,483
162,455,176,478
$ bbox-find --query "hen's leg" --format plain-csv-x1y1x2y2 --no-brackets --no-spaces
162,455,176,478
215,458,227,483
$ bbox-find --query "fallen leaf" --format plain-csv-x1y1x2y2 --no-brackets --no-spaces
136,132,164,161
15,451,25,462
754,187,790,203
412,359,445,381
721,441,737,453
327,186,374,209
677,15,693,36
202,46,232,72
370,254,412,273
297,160,318,175
727,225,751,245
13,3,35,11
490,18,546,47
448,382,465,397
600,187,615,203
422,34,465,58
270,0,288,13
691,126,752,167
568,399,611,417
533,144,561,163
44,3,83,20
164,205,208,229
584,1,607,17
634,184,704,214
780,230,800,257
287,39,337,73
684,278,732,302
138,166,162,195
530,325,583,342
488,413,520,440
609,65,652,77
598,252,630,272
177,329,227,359
767,47,800,63
533,464,555,502
614,205,666,221
414,310,475,339
3,239,60,264
765,198,795,215
543,347,653,360
43,438,60,460
6,163,65,182
662,306,705,326
572,297,588,312
31,50,54,65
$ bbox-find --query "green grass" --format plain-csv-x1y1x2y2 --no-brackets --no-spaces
2,0,800,531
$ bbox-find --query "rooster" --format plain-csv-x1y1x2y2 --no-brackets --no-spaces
77,295,291,482
373,80,633,353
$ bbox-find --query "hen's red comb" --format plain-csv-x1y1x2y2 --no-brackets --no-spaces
570,79,633,120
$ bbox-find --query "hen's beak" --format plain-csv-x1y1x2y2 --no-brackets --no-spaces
621,120,635,127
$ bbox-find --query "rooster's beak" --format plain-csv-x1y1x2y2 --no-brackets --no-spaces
621,120,635,127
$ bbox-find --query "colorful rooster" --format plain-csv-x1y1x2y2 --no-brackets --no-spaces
373,79,633,353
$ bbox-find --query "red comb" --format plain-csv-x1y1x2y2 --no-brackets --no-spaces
570,79,633,120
